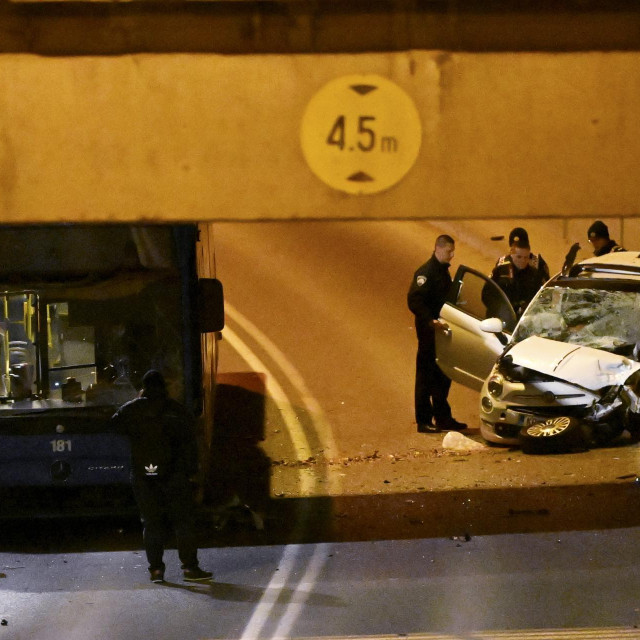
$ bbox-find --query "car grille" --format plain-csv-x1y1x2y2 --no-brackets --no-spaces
516,405,589,418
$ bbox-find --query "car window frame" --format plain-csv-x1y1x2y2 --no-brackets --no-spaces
447,265,518,332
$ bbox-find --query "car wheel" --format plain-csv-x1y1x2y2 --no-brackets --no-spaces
519,416,586,454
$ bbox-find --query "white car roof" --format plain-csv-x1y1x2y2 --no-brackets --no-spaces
571,250,640,280
579,250,640,267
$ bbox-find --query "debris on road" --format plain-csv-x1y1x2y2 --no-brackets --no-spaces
442,432,489,452
210,494,265,531
271,448,450,468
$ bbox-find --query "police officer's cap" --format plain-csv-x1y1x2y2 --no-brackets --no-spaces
587,220,609,240
508,227,529,245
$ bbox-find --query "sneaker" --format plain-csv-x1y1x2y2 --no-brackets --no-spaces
417,422,441,433
436,418,467,431
183,567,213,582
150,569,165,583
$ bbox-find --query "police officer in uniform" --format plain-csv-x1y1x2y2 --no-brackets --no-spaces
111,370,213,584
496,227,550,281
408,235,467,434
587,220,625,257
488,238,546,319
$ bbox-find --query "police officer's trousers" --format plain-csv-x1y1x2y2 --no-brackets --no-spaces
414,338,452,426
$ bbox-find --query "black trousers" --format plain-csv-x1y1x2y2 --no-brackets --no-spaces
414,338,452,426
132,473,199,573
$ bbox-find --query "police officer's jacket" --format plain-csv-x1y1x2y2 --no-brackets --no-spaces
408,254,452,341
594,239,625,257
495,252,550,281
489,261,545,318
111,396,198,480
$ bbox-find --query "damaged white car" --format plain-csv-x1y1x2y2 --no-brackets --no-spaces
435,251,640,453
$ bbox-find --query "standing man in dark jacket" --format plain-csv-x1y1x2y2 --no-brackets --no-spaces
408,235,467,434
587,220,625,256
495,227,550,281
487,239,546,319
111,370,212,584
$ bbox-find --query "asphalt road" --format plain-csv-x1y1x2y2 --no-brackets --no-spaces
2,518,640,640
3,220,640,639
213,220,493,463
210,218,627,504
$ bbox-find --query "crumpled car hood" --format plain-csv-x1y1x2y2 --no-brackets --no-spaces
507,336,640,391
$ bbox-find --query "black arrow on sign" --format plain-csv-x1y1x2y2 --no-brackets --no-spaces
350,85,378,96
347,171,374,182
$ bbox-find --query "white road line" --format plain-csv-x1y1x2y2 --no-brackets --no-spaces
222,326,314,490
225,303,340,465
269,542,332,640
238,544,301,640
223,312,335,640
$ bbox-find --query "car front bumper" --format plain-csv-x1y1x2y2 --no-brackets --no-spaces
479,406,550,445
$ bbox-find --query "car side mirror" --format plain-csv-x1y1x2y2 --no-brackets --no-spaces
480,317,509,345
198,278,225,333
480,317,504,334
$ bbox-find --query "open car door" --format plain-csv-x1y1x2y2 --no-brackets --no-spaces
435,266,517,391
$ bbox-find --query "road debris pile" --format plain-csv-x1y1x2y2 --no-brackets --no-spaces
442,432,489,452
270,447,459,469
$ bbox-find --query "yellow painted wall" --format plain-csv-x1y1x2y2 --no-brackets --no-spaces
1,51,639,222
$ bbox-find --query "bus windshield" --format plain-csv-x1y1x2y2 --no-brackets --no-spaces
0,226,188,411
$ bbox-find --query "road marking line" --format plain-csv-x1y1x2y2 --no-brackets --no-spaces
222,326,314,487
225,303,340,462
225,303,341,494
270,542,331,640
223,316,335,640
238,543,301,640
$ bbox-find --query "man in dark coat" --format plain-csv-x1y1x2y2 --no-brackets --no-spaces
111,370,212,584
495,227,550,281
587,220,625,257
488,239,546,318
408,235,467,434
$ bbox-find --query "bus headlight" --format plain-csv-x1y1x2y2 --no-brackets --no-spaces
488,375,504,399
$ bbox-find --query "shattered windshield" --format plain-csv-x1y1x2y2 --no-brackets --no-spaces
512,285,640,354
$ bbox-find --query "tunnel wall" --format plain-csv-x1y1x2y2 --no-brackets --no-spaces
1,50,639,222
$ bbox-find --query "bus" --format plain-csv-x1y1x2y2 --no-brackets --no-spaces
0,223,224,516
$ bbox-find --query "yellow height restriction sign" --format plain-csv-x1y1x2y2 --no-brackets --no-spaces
300,74,423,195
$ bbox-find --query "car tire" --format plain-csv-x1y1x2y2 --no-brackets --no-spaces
519,416,586,454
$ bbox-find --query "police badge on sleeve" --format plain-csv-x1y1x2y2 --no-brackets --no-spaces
416,275,427,286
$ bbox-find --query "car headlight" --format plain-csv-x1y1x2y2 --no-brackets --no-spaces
488,374,504,398
481,396,493,412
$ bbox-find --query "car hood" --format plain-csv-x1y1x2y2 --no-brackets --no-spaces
507,336,640,391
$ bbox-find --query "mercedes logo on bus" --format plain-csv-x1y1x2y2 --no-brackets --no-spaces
51,460,72,482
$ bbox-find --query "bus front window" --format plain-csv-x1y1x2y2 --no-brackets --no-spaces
0,277,184,410
47,302,101,403
52,280,184,408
